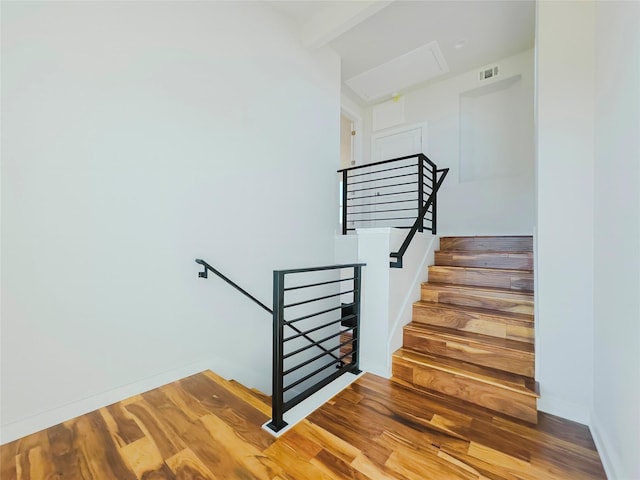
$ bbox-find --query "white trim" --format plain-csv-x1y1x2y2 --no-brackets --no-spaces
341,104,363,166
386,233,438,376
590,413,620,480
370,121,429,163
262,370,364,437
0,358,256,445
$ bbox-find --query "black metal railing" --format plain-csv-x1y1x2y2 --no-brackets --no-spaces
195,259,365,433
267,263,364,432
338,153,448,268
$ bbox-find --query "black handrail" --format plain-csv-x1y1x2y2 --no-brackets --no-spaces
389,167,449,268
195,259,344,362
195,259,272,313
337,153,427,173
267,263,365,433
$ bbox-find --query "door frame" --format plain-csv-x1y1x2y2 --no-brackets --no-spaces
340,105,363,167
370,121,429,163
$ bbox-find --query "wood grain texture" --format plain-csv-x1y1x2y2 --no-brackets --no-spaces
413,301,534,343
435,251,533,270
421,283,534,314
403,323,534,376
396,237,539,424
428,266,534,292
439,236,533,252
0,371,605,480
392,349,539,424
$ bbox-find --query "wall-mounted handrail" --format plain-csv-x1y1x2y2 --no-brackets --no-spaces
389,167,449,268
195,258,272,313
194,259,345,368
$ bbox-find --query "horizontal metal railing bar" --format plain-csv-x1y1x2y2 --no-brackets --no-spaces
346,171,417,186
283,327,355,372
286,303,353,325
347,189,418,201
337,153,422,173
276,263,366,276
282,364,357,413
346,226,413,230
347,163,418,180
284,290,354,309
284,277,354,292
347,207,418,215
283,317,345,342
350,216,417,222
344,164,417,180
283,324,355,360
283,352,354,393
347,198,416,208
347,180,418,194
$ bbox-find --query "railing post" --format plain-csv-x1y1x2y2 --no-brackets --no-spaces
341,170,348,235
417,157,424,233
350,265,363,374
432,165,437,234
267,270,288,432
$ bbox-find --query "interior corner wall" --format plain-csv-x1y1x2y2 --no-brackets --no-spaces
593,2,640,479
361,49,535,236
535,0,595,424
1,1,340,442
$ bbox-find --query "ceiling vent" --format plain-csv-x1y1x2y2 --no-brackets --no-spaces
479,65,499,81
345,41,449,103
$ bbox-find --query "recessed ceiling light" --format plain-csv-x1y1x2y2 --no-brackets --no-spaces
454,39,467,49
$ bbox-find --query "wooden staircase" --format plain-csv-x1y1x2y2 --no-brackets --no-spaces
392,235,539,424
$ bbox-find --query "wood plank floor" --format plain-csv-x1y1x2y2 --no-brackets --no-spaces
0,371,606,480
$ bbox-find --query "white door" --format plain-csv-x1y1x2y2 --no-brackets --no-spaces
372,126,424,163
370,125,427,227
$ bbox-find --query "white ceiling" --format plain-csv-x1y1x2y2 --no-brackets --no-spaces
268,0,535,105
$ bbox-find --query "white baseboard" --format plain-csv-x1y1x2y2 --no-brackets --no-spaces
590,413,632,480
0,359,220,445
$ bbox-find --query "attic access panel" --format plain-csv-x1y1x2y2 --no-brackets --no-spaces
345,41,449,102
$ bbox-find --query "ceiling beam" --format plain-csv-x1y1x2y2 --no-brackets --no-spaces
301,1,394,50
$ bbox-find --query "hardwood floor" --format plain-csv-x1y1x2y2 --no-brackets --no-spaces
0,370,606,480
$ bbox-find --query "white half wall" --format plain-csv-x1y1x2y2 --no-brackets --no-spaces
335,229,436,378
535,0,595,425
361,49,535,236
1,2,341,443
592,2,640,479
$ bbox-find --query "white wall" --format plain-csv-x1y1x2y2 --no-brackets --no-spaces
535,0,595,425
362,49,535,235
1,1,340,442
592,2,640,479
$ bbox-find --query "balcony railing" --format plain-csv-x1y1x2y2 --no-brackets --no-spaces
338,153,449,268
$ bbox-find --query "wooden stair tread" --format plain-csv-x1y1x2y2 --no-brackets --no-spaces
422,282,534,297
435,251,533,269
414,300,533,324
437,250,533,254
202,372,272,417
404,322,534,353
430,265,534,274
440,236,533,252
392,348,539,398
